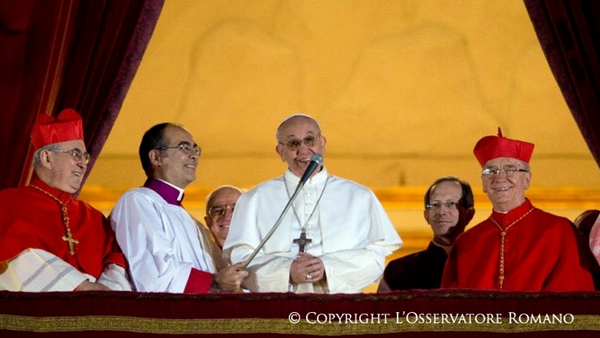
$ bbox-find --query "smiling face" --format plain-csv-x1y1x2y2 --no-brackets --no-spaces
482,157,531,212
275,116,326,178
424,180,467,244
150,125,200,189
204,187,242,247
42,139,88,194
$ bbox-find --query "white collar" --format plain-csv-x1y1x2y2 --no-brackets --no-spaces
284,166,328,185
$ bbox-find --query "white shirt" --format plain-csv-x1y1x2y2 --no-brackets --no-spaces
110,187,215,292
223,168,402,293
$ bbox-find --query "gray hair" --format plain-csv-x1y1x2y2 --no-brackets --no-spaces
33,144,60,168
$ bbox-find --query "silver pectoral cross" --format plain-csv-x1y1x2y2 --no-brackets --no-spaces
293,229,312,253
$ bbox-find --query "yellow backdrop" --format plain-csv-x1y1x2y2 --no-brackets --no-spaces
81,1,600,276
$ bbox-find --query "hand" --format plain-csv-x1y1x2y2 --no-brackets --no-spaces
213,261,248,292
289,252,325,284
75,280,111,291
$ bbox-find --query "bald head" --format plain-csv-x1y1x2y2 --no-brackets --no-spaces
204,185,244,247
276,114,321,141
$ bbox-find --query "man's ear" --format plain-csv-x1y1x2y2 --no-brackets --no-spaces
149,149,162,166
523,172,532,190
39,150,54,170
275,144,285,162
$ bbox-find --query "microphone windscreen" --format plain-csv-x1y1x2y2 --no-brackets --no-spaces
311,153,323,166
298,154,323,185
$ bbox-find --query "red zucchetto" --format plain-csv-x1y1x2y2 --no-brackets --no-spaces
30,109,84,150
473,127,534,166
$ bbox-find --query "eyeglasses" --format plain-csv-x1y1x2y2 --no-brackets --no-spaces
207,204,235,218
426,201,459,210
159,143,202,156
278,134,321,151
482,166,529,178
52,149,91,164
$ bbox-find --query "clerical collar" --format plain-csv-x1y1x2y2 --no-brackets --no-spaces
144,178,184,205
29,176,72,203
492,198,533,223
284,166,328,185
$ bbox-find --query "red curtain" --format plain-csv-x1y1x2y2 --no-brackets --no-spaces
0,0,164,191
523,0,600,170
2,1,598,190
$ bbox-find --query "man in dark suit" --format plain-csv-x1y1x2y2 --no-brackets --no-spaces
378,177,474,291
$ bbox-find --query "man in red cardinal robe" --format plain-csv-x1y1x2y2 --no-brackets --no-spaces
0,109,131,291
441,128,594,291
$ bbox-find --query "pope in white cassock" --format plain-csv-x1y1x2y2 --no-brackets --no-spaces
223,114,403,293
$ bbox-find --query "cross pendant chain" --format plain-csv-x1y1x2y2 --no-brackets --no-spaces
293,229,312,253
30,185,79,255
489,207,534,290
283,174,330,254
60,204,79,255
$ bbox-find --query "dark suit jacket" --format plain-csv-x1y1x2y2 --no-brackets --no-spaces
383,242,447,290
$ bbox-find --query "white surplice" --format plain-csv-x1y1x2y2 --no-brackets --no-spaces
0,248,131,291
110,188,216,293
223,168,402,293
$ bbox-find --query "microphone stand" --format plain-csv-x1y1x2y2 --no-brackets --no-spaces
242,182,304,269
242,154,323,269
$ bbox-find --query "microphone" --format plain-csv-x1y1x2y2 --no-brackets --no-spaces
298,154,324,187
243,153,324,269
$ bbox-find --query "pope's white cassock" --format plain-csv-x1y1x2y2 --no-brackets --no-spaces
223,168,403,293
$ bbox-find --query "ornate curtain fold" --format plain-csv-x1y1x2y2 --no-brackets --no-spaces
0,0,164,191
523,0,600,170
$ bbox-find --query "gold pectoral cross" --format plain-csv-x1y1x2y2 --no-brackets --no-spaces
293,229,312,253
30,184,80,256
62,231,79,255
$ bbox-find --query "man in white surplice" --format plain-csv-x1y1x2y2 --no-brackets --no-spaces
110,123,247,293
223,114,402,293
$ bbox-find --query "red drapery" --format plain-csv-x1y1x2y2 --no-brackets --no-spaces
1,2,600,337
523,0,600,170
1,1,598,190
0,0,164,191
